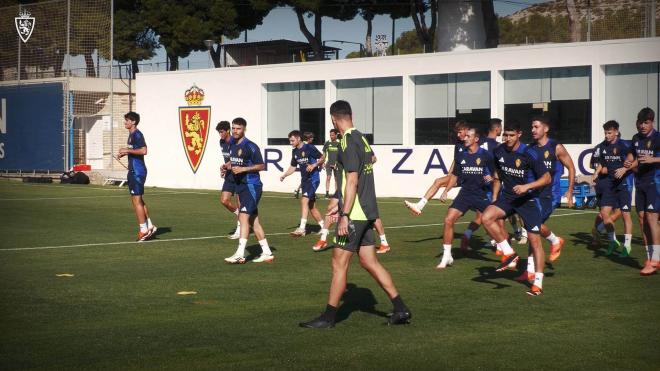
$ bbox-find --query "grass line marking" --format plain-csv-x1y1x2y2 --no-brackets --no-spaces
0,210,597,252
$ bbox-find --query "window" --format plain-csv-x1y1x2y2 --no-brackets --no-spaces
414,72,490,144
336,77,402,144
605,62,659,139
266,81,325,145
503,66,591,144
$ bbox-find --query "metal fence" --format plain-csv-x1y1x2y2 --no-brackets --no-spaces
0,0,119,173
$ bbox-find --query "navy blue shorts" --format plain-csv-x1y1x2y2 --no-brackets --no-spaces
635,182,660,213
236,183,262,215
127,171,146,196
450,190,491,214
540,196,559,223
493,195,543,234
221,176,236,194
600,187,632,212
300,178,320,201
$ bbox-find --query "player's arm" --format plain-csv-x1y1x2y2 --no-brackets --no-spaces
614,153,634,179
513,172,550,194
280,165,297,181
118,145,147,157
491,169,501,202
337,171,358,237
306,146,324,172
233,144,265,174
556,143,576,207
439,174,457,202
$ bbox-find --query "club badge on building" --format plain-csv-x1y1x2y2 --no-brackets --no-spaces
179,84,211,173
15,10,35,43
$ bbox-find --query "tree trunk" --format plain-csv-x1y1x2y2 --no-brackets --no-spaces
411,0,436,53
168,53,178,71
295,9,324,61
566,0,581,42
131,59,139,79
481,0,499,48
84,53,96,77
365,13,374,56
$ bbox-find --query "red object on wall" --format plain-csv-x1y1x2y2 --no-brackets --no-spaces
73,164,91,171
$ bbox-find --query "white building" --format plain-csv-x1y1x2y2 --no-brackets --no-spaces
136,38,660,198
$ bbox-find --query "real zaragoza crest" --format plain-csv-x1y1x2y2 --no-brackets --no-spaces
179,84,211,173
15,10,35,43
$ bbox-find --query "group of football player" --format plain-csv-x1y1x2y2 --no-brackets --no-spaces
399,107,658,296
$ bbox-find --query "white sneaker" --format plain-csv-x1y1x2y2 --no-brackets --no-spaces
228,227,241,240
404,200,422,216
290,228,306,237
436,255,454,269
252,254,274,263
146,225,157,238
224,254,246,264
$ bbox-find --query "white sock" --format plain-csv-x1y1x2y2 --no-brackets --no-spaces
546,232,560,245
236,238,247,257
608,231,616,241
320,228,329,241
234,208,240,216
624,234,632,248
299,219,307,230
490,239,497,247
318,220,324,229
596,222,606,233
652,245,660,261
443,244,452,256
417,197,428,210
463,229,473,239
534,272,544,289
527,255,535,273
497,240,514,256
147,218,153,228
259,239,272,255
380,234,388,245
521,229,528,238
139,222,148,233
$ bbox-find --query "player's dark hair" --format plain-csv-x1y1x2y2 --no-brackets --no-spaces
503,120,522,132
532,115,551,127
637,107,655,122
216,121,230,132
124,111,140,125
603,120,619,131
454,120,469,131
232,117,247,127
330,100,352,117
303,131,314,141
330,128,339,135
489,118,502,131
288,130,301,138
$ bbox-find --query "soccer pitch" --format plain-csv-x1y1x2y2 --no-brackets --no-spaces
0,180,658,370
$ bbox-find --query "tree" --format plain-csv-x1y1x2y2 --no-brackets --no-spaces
70,0,113,77
410,0,437,53
392,29,422,55
566,0,581,42
286,1,358,61
357,0,410,56
114,0,158,78
205,0,275,68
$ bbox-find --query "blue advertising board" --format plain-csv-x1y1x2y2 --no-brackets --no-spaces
0,83,64,171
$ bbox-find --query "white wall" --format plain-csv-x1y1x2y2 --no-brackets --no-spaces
136,38,660,198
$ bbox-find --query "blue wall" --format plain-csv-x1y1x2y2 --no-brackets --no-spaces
0,83,64,171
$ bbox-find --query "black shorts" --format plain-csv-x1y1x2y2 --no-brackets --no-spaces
335,219,375,253
450,189,491,214
493,195,543,234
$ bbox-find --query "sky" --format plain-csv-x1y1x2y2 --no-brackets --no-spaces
148,1,546,70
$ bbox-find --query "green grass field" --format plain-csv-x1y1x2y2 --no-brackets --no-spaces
1,179,658,370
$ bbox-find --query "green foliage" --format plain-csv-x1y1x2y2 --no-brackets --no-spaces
114,0,158,76
393,29,423,55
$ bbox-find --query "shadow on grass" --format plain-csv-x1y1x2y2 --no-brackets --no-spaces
335,283,389,324
471,266,512,289
570,232,643,270
150,227,171,239
244,244,278,262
